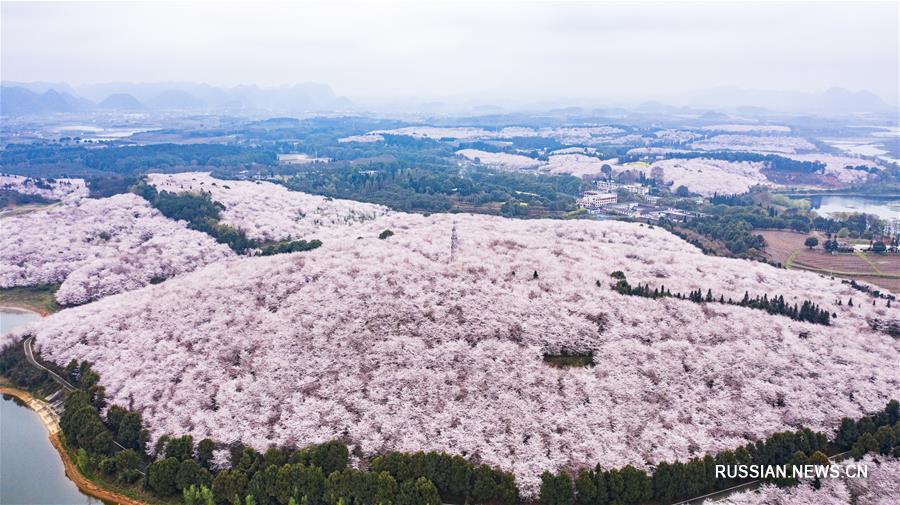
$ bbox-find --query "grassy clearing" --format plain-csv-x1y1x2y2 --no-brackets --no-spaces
0,285,62,314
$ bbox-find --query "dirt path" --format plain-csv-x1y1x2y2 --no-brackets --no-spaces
854,251,883,274
0,385,148,505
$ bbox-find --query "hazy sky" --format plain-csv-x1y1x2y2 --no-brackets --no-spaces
2,1,898,103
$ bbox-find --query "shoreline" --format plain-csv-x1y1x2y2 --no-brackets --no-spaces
0,303,52,317
0,384,147,505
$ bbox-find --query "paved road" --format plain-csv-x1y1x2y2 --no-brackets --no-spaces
23,336,140,465
23,335,77,391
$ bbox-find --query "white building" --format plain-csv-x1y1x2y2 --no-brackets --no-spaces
578,191,618,210
595,180,650,195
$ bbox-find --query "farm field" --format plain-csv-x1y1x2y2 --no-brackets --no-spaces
759,230,900,293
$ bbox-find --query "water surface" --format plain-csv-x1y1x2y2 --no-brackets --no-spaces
1,308,40,335
0,308,101,505
1,395,101,504
803,195,900,221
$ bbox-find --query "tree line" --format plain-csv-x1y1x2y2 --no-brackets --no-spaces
134,181,256,254
134,182,321,257
609,272,832,325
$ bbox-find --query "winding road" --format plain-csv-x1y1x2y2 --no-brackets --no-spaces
23,336,76,391
22,335,139,459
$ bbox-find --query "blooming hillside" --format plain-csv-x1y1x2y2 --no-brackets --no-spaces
642,158,771,195
0,193,233,304
546,154,614,177
783,154,882,184
148,173,390,242
0,174,89,201
700,125,792,133
456,149,544,171
25,214,898,495
692,135,816,154
454,150,618,177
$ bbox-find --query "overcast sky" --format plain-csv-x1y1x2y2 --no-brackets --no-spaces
2,1,898,104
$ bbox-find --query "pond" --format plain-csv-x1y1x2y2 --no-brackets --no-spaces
1,308,102,505
802,195,900,221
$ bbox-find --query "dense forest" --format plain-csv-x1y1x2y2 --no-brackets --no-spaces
0,143,277,178
284,160,582,216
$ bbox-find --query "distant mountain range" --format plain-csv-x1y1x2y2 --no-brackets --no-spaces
0,81,894,117
0,86,93,115
0,81,347,116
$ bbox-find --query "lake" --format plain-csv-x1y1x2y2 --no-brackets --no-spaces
0,308,101,505
1,308,40,335
802,195,900,221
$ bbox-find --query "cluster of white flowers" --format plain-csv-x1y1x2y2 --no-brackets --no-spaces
338,134,384,143
0,193,233,304
545,154,613,177
692,135,816,154
25,213,898,496
654,129,701,142
699,125,792,133
583,134,646,146
549,147,599,155
454,149,623,177
713,455,900,505
0,174,89,202
366,126,627,145
147,172,391,242
643,158,772,195
626,147,692,156
783,154,882,184
368,126,497,140
455,149,544,171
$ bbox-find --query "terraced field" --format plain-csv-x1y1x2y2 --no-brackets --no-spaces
759,230,899,293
